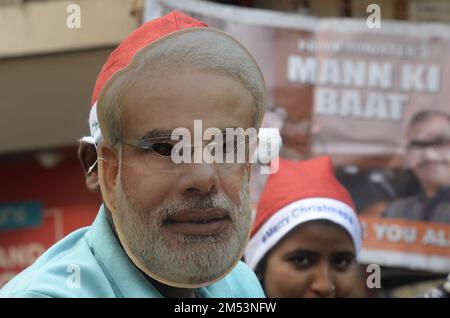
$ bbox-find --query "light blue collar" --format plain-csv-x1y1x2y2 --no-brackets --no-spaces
84,205,215,298
84,205,164,297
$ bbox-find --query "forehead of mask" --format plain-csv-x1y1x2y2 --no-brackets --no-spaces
97,29,263,175
117,69,255,173
96,28,264,146
95,33,258,288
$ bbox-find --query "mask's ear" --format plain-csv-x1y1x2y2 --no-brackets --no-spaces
78,140,100,192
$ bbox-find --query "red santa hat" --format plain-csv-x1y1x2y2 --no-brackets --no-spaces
88,10,207,145
245,156,362,270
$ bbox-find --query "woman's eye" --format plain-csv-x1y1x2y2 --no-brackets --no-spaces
332,257,353,270
290,256,312,268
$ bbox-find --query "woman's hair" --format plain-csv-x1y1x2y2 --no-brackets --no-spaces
253,252,269,289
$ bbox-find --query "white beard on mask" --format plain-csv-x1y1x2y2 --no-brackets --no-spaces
113,168,252,287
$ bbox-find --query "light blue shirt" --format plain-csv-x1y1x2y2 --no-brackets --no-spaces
0,205,265,298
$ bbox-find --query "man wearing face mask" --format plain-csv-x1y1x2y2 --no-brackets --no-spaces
0,11,266,298
383,110,450,223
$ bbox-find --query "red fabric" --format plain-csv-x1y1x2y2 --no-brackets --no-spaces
91,10,208,104
252,156,356,236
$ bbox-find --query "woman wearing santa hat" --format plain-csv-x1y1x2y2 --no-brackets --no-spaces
245,156,363,297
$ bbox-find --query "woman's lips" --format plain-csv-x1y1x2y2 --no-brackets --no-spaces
163,209,231,236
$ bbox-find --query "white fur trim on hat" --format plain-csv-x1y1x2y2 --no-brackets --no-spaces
89,102,103,145
80,136,95,144
245,197,362,270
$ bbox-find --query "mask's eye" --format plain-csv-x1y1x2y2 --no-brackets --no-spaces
223,136,238,154
151,142,174,157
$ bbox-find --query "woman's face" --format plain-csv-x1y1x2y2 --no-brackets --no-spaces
262,221,359,298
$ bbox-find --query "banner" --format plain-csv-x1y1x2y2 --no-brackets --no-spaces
360,216,450,272
0,202,42,231
151,0,450,273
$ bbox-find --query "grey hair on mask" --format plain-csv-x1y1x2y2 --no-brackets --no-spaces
97,28,267,147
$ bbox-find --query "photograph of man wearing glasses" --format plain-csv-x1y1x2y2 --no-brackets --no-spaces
383,110,450,223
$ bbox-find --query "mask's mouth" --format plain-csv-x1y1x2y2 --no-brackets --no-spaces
109,204,249,288
163,209,231,236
